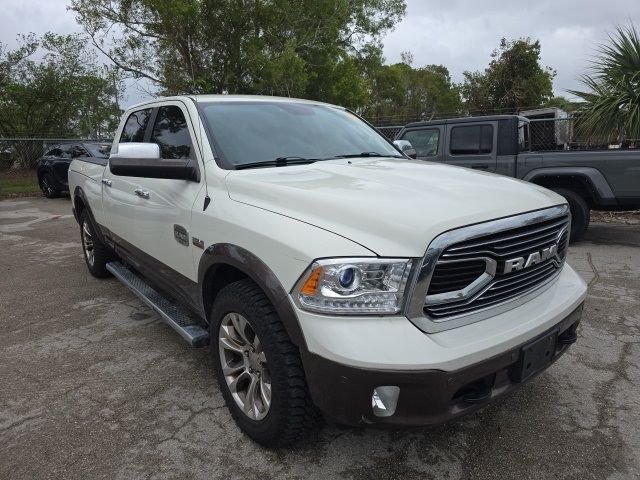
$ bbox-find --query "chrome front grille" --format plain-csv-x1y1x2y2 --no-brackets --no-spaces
405,205,571,333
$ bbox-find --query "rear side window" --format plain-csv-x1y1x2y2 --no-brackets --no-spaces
120,108,152,143
151,105,193,159
401,129,440,156
450,125,493,155
45,146,62,157
58,144,74,159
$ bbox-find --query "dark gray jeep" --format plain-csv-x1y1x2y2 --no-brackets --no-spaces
395,115,640,241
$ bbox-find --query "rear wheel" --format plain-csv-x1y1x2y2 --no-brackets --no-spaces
39,172,60,198
79,211,112,278
552,188,590,242
211,279,321,446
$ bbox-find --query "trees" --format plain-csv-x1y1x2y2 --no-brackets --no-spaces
362,56,463,123
462,38,555,115
569,24,640,143
0,33,121,167
70,0,406,110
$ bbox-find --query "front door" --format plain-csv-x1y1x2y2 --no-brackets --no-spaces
399,126,444,163
132,102,204,283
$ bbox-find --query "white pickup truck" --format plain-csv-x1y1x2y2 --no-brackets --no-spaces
69,95,587,446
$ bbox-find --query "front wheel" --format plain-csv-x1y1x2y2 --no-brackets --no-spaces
79,211,113,278
211,279,321,446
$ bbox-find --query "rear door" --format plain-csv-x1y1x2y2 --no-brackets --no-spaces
399,126,445,162
102,108,154,247
132,102,204,281
444,122,498,173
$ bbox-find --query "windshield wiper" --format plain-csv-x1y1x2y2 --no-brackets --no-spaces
333,152,404,159
235,157,319,170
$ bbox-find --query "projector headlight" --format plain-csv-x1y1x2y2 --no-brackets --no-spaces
294,258,413,315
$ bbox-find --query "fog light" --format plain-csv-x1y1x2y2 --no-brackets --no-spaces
371,386,400,417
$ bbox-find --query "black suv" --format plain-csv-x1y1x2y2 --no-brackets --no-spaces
37,143,110,198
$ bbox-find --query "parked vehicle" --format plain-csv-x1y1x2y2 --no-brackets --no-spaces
36,142,111,198
68,96,586,446
394,115,640,241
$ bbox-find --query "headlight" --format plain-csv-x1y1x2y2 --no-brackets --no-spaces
294,258,413,315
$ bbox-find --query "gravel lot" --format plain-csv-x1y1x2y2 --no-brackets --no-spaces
1,197,639,480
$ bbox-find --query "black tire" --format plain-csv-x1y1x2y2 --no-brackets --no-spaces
39,172,60,198
79,211,113,278
552,188,590,242
211,279,321,447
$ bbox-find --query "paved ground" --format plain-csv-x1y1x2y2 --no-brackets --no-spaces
1,197,639,480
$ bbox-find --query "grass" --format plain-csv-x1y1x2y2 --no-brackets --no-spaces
0,170,41,197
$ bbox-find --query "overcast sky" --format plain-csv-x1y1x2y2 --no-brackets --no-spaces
1,0,639,107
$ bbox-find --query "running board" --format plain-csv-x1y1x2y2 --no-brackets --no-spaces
106,261,209,347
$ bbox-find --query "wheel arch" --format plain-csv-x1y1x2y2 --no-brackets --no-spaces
198,243,307,349
72,186,107,244
523,167,616,208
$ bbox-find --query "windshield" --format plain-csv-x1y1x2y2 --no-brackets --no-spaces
85,143,111,158
200,101,400,168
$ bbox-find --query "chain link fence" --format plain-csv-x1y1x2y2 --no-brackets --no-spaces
376,125,404,140
0,138,111,197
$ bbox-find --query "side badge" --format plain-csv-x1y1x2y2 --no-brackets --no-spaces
173,224,189,246
192,237,205,250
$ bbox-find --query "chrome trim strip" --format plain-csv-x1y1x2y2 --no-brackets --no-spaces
404,204,570,333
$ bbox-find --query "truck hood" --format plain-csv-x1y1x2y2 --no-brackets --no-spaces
225,158,565,257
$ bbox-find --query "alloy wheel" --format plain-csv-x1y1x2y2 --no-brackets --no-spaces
218,312,272,421
82,220,95,266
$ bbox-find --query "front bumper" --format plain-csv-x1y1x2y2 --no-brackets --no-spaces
302,304,582,426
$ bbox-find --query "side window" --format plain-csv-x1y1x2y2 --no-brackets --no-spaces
59,144,74,159
151,105,193,159
450,125,493,155
401,129,440,156
71,145,88,158
119,108,153,143
45,146,62,157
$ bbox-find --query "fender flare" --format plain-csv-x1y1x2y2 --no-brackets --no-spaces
197,243,307,349
522,167,617,207
72,186,107,244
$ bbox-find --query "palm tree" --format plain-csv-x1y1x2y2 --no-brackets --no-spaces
569,24,640,144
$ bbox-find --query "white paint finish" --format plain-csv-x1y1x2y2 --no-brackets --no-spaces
226,158,566,257
190,195,375,291
294,264,587,371
69,161,108,226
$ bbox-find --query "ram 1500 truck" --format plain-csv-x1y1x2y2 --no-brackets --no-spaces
395,115,640,241
69,96,587,446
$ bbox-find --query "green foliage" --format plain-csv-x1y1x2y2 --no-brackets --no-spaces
70,0,407,110
569,24,640,142
462,38,555,114
0,33,122,140
362,57,463,122
544,96,581,113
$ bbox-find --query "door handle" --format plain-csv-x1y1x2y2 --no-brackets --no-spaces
471,164,489,170
101,179,112,187
134,188,150,199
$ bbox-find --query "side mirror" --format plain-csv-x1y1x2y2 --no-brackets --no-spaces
109,143,199,181
393,139,417,159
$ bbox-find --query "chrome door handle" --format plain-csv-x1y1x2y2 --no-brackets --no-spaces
134,188,150,199
101,179,112,187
